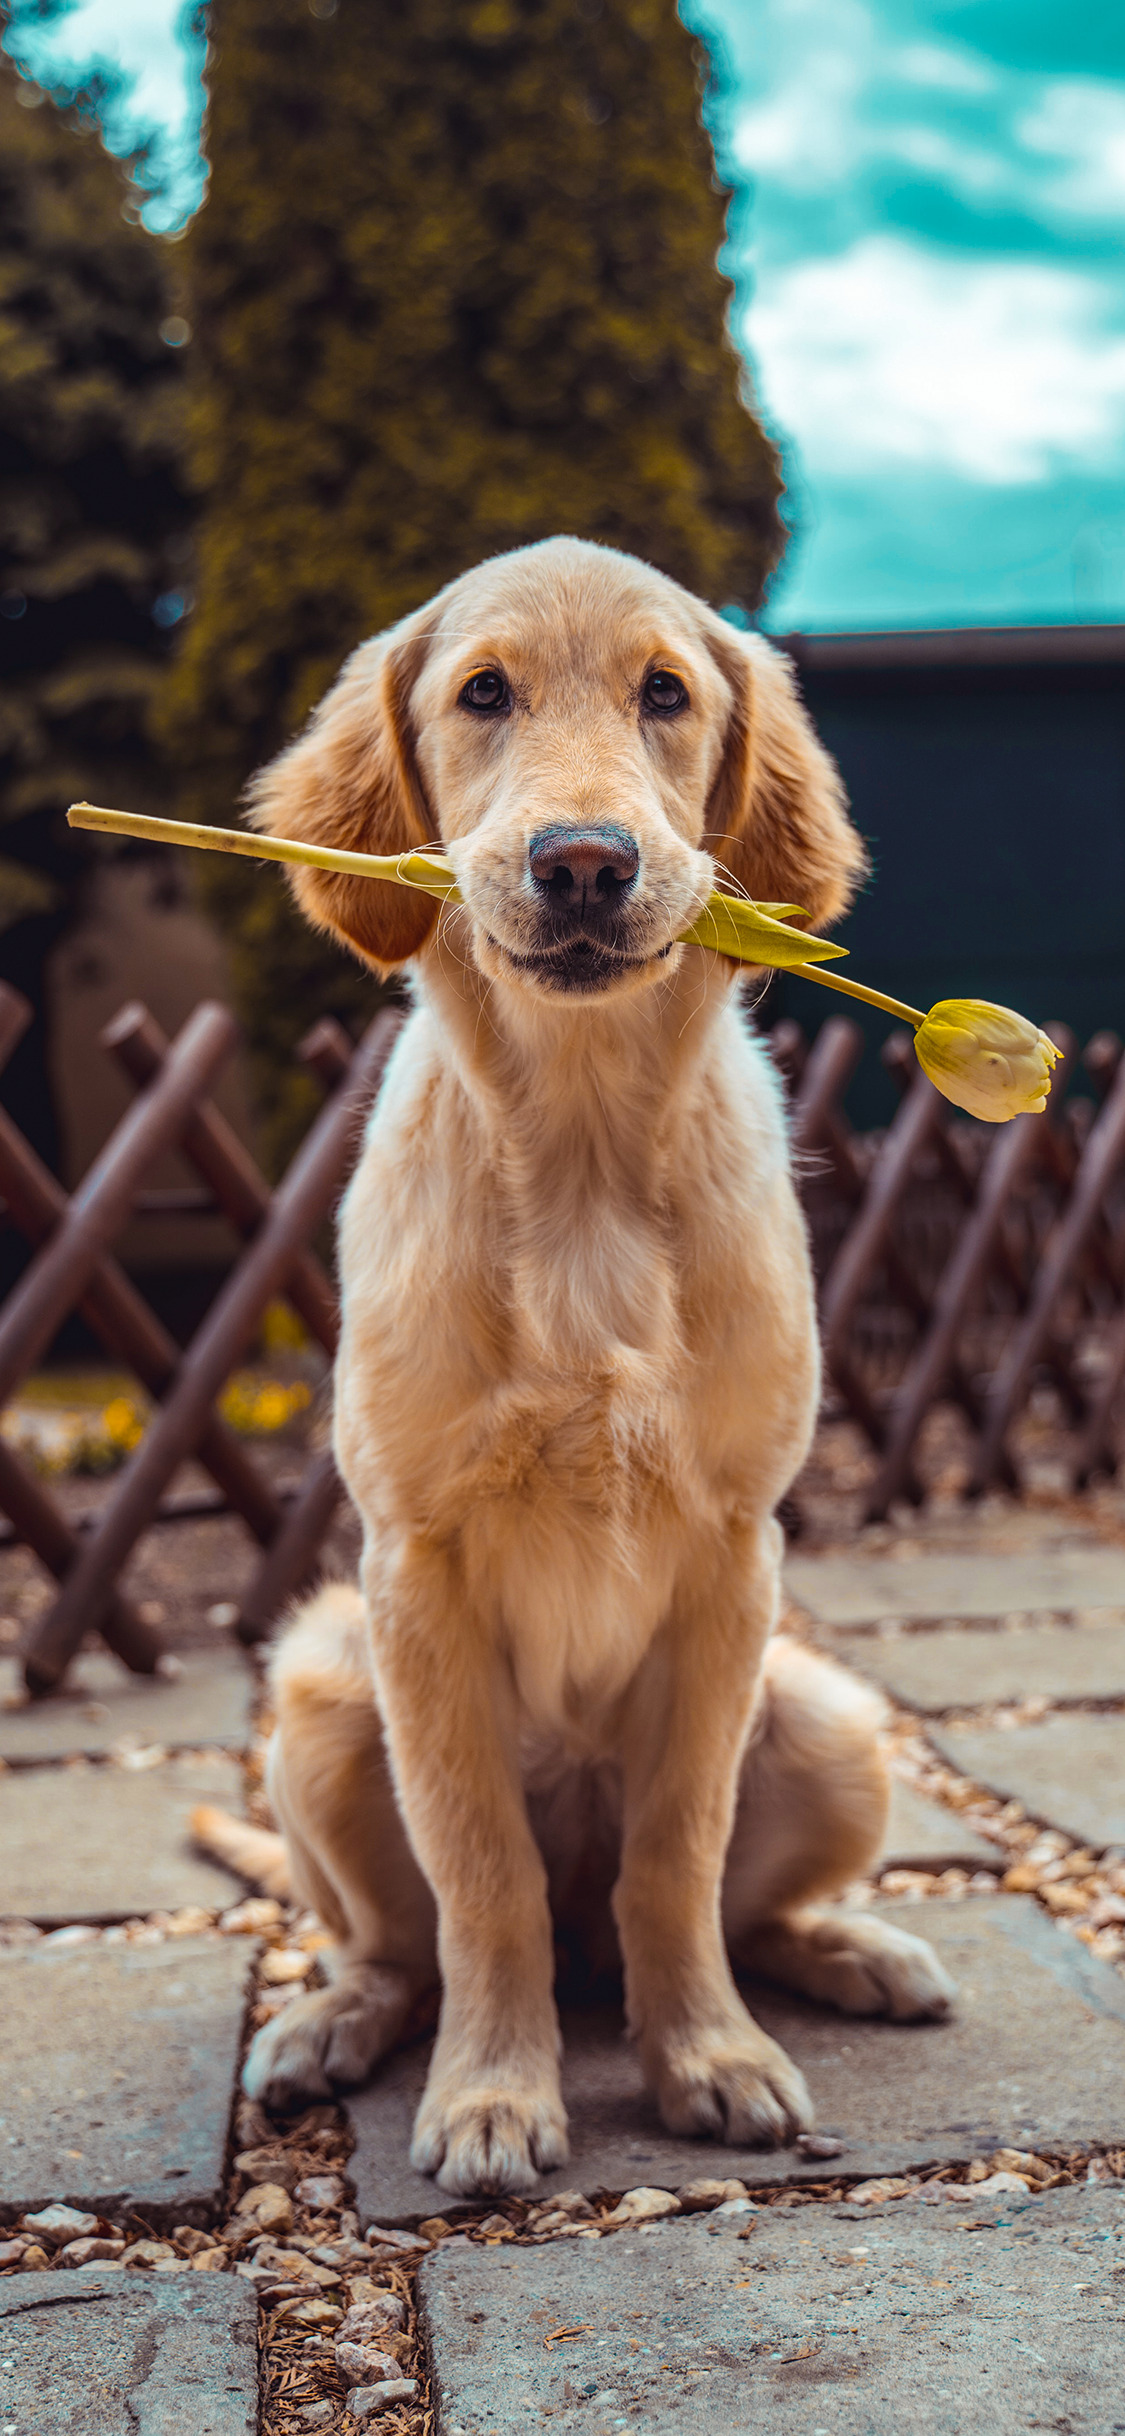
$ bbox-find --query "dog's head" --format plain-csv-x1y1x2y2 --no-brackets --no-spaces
249,537,867,999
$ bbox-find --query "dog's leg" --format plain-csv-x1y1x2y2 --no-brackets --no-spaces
613,1520,814,2147
724,1635,957,2021
241,1585,438,2112
365,1541,567,2199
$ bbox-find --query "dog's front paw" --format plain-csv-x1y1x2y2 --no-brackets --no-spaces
649,2016,812,2148
411,2084,569,2196
242,1966,413,2111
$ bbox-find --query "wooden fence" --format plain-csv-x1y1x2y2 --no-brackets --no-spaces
777,1014,1125,1522
0,982,400,1694
0,987,1122,1695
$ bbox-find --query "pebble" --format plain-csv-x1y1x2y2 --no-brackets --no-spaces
602,2187,680,2227
797,2132,847,2159
190,2248,229,2270
0,2238,29,2266
234,2147,300,2192
295,2173,345,2210
347,2380,418,2420
338,2294,407,2342
19,2247,50,2272
236,2182,294,2234
335,2339,402,2383
221,1897,284,1933
121,2241,177,2268
260,1947,313,1985
677,2179,749,2214
296,2408,334,2430
280,2297,343,2330
990,2149,1052,2182
23,2204,98,2244
55,2237,125,2266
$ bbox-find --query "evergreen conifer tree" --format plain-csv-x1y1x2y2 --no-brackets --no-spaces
168,0,784,1155
0,57,189,1164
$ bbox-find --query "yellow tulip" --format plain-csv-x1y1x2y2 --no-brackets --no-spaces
912,1000,1062,1122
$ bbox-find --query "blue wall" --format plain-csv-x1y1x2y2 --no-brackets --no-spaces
769,636,1125,1121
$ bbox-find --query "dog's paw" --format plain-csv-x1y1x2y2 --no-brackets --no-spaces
649,2018,813,2148
812,1916,957,2021
242,1967,410,2111
751,1912,957,2023
411,2085,569,2196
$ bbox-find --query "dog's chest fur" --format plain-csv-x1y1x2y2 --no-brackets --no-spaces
334,983,817,1732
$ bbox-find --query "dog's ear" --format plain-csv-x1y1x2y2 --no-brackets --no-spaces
246,617,438,970
702,623,868,930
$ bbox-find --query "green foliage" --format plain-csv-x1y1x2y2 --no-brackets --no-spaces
0,56,189,911
165,0,785,1157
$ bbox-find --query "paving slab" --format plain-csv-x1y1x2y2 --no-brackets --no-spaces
421,2187,1125,2436
0,1935,253,2220
0,1646,255,1763
931,1713,1125,1850
0,1752,247,1922
843,1616,1125,1713
786,1543,1125,1626
880,1777,1000,1870
0,2268,257,2435
348,1897,1125,2222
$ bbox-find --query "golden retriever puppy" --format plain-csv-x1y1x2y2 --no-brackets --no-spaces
236,537,954,2194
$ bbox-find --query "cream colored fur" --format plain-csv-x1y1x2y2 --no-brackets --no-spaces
227,537,953,2195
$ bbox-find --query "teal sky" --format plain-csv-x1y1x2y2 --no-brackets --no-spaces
5,0,1125,631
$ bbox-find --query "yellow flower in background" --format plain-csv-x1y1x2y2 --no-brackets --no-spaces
913,1000,1062,1123
102,1395,144,1451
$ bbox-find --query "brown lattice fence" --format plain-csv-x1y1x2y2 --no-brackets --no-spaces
0,987,1122,1697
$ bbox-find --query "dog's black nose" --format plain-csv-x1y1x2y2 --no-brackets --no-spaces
528,826,639,911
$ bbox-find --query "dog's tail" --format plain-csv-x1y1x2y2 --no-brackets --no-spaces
191,1804,292,1899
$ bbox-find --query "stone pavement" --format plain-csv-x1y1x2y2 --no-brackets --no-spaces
3,1535,1125,2435
421,2187,1125,2436
0,1645,254,1763
348,1897,1125,2224
1,2267,257,2433
838,1615,1125,1712
785,1539,1125,1626
881,1777,998,1869
1,1750,248,1921
932,1713,1125,1850
0,1934,254,2219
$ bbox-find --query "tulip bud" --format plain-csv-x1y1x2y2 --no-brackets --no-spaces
913,1000,1062,1122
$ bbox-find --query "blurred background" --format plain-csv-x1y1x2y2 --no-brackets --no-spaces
0,0,1123,1250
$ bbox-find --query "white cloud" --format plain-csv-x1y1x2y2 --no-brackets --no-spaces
3,0,204,226
1018,79,1125,221
747,236,1125,485
892,42,995,96
730,0,879,189
882,122,1006,195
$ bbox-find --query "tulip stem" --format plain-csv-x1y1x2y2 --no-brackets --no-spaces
790,962,926,1029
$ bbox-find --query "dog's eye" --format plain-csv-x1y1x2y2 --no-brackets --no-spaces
459,669,510,714
642,669,688,714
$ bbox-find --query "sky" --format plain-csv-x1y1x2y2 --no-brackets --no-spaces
4,0,1124,632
